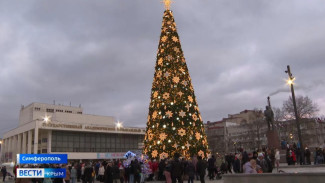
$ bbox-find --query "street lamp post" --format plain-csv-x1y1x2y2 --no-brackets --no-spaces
285,65,303,149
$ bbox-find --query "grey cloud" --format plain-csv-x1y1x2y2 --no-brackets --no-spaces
1,0,325,136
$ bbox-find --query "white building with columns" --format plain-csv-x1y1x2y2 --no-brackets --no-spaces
1,102,145,163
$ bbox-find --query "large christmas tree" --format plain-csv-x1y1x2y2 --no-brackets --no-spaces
144,1,208,159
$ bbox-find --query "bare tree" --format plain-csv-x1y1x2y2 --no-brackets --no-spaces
282,95,319,119
240,109,266,150
273,107,285,122
252,110,267,149
272,107,288,140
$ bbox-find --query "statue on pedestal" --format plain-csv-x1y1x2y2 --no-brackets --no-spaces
264,105,274,131
264,97,280,149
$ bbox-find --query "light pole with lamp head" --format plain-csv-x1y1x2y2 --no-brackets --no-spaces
285,65,303,149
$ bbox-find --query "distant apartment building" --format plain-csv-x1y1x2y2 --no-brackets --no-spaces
206,110,267,154
277,118,325,148
1,102,145,163
206,110,325,155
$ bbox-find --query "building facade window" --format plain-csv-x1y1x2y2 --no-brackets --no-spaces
42,138,47,143
51,130,144,153
46,108,54,113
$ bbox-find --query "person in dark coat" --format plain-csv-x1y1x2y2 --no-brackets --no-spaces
132,159,141,183
296,148,301,165
185,161,195,183
269,148,276,170
207,155,216,180
104,162,113,183
128,159,141,183
241,150,249,166
265,151,273,173
225,154,234,173
112,161,120,183
1,166,7,182
300,149,305,165
233,154,242,173
286,149,292,165
77,163,82,182
158,159,166,180
181,158,188,180
124,165,130,183
84,163,94,183
171,153,183,183
196,156,207,183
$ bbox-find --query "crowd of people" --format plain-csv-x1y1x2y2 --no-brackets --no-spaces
144,153,209,183
314,147,325,164
2,144,325,183
284,142,325,166
209,147,277,175
10,160,124,183
3,154,208,183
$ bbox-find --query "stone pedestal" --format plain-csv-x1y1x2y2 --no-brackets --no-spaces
266,129,280,149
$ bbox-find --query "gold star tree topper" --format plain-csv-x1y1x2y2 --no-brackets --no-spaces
161,0,173,10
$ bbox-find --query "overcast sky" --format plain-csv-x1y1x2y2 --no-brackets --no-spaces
1,0,325,137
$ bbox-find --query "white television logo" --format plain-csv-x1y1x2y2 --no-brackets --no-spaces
17,168,44,178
